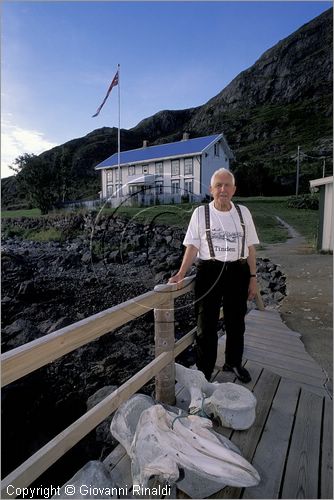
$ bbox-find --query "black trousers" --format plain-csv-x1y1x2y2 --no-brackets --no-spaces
194,259,250,379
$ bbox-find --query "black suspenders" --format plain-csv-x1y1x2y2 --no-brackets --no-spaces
204,204,215,259
204,203,246,260
235,204,246,259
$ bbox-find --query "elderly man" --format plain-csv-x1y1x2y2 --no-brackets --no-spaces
169,168,259,383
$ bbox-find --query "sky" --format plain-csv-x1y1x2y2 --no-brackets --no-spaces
1,1,332,178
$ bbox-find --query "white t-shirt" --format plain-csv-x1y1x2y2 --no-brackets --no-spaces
183,201,259,262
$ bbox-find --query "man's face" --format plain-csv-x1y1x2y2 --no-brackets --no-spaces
210,172,236,208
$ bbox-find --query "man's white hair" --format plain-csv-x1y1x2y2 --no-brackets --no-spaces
210,168,235,187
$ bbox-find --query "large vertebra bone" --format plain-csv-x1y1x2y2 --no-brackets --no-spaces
175,363,257,430
110,394,260,498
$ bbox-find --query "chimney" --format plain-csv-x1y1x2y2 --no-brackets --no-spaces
142,140,149,148
182,132,190,141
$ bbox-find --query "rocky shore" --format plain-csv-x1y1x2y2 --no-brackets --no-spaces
1,212,286,487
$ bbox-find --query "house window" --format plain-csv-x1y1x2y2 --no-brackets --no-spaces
155,181,164,194
184,158,193,175
114,183,122,195
128,166,135,176
214,143,220,157
171,180,180,195
106,170,113,182
107,185,114,197
184,179,194,195
142,164,149,174
115,169,122,181
171,160,180,176
129,185,139,195
155,162,163,175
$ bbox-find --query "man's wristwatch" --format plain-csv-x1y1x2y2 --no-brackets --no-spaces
250,274,257,278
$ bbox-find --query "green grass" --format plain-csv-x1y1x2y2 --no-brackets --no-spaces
235,197,318,247
1,197,319,248
1,208,41,218
101,203,195,228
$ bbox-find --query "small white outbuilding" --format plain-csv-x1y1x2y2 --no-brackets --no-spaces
309,176,333,252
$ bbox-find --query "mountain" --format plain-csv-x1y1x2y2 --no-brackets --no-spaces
2,8,332,208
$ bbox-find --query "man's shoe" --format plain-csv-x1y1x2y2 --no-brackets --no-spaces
232,365,251,383
222,363,233,372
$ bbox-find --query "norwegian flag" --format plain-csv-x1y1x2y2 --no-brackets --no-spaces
92,70,119,117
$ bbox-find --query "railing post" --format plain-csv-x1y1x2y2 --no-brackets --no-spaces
154,292,176,405
255,287,265,311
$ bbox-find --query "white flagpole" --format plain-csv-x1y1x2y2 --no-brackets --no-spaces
117,63,121,201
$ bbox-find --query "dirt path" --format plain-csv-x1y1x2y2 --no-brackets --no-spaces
257,217,333,394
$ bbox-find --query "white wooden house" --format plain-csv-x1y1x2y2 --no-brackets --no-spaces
95,132,234,205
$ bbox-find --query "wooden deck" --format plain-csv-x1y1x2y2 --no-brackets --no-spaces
104,309,333,499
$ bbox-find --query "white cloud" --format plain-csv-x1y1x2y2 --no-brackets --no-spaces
1,120,58,178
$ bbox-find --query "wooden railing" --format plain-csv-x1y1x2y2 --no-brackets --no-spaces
1,277,264,498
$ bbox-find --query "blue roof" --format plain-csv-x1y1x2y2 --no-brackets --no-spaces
95,134,222,170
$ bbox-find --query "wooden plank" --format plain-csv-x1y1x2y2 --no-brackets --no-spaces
107,454,132,497
297,383,331,398
321,397,333,499
0,350,173,498
245,327,302,343
281,390,323,499
247,329,301,341
242,379,300,499
242,360,264,388
174,329,195,357
244,337,314,360
1,289,168,387
245,332,303,348
246,314,299,327
246,320,301,335
247,309,281,319
247,309,294,325
219,369,281,499
103,444,127,470
218,337,314,369
244,341,321,367
246,316,301,337
255,289,265,311
243,346,325,379
103,445,133,497
246,310,292,323
154,276,195,299
232,369,281,460
245,360,327,393
245,337,313,359
155,297,176,405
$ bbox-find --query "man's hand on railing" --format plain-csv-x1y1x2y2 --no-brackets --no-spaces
168,271,186,284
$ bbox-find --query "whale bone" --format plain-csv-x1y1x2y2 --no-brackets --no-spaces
110,394,260,498
175,363,257,430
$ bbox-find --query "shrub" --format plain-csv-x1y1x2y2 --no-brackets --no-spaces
25,228,63,242
287,194,319,210
2,226,26,238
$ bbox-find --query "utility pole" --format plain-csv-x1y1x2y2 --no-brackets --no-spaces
295,145,300,195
